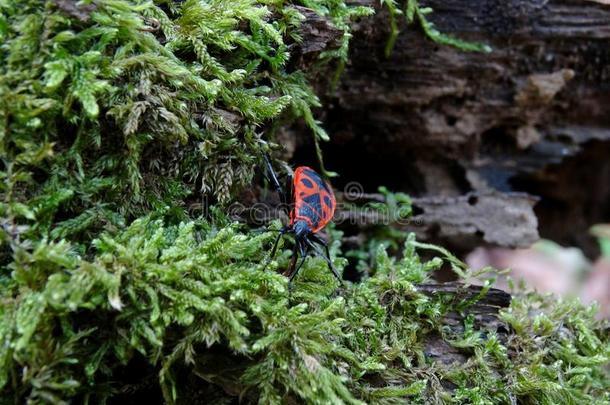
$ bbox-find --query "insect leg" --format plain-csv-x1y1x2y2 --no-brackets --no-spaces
269,226,288,260
308,233,327,246
288,247,309,283
262,226,289,271
306,237,343,284
286,242,299,277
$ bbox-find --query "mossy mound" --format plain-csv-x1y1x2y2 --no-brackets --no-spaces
1,218,608,403
0,0,370,241
0,1,608,404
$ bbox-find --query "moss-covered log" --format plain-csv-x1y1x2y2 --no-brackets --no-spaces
313,0,610,254
1,217,608,403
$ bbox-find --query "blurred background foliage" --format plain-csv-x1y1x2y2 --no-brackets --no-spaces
469,225,610,319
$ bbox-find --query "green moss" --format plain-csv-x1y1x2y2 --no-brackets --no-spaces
383,0,492,58
0,0,369,247
0,219,607,403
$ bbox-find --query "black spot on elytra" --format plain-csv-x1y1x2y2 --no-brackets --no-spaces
301,178,314,188
299,194,322,227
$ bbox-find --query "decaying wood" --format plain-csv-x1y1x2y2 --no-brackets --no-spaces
334,191,539,249
410,192,540,249
294,6,344,56
418,283,511,369
418,283,511,309
290,0,610,254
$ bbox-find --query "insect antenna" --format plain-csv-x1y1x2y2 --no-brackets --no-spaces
262,153,288,204
251,227,283,234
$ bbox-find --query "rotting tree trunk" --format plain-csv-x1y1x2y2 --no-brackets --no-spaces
335,192,540,252
292,0,610,255
418,283,511,372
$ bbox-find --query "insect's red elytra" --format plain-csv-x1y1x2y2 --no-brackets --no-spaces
263,155,342,287
291,166,336,233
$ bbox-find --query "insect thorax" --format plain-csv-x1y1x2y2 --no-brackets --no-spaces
292,220,311,238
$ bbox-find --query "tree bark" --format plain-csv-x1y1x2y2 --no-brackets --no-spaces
294,0,610,255
418,283,511,372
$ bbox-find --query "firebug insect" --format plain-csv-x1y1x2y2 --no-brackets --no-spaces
263,154,342,285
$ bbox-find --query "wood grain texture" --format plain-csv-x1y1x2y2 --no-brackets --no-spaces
309,0,610,253
333,191,540,248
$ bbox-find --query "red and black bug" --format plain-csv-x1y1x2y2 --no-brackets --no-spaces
264,155,342,284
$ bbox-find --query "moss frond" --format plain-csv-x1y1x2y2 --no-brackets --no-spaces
383,0,492,58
